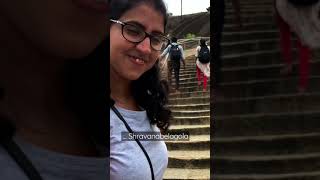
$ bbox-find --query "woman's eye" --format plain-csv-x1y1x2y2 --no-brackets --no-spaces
152,37,161,45
125,26,142,36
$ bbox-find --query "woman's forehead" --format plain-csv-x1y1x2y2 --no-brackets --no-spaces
119,4,165,33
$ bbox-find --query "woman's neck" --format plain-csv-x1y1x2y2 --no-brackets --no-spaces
110,70,140,111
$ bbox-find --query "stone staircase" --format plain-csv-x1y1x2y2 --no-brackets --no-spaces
213,0,320,180
163,51,211,179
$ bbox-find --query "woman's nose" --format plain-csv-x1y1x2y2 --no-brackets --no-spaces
136,37,152,54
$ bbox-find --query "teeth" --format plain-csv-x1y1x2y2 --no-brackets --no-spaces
135,58,145,64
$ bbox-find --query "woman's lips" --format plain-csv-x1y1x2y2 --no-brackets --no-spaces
72,0,108,13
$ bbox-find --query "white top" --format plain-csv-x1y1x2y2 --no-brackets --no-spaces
110,106,168,180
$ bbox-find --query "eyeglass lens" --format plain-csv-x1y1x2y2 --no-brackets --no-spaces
122,24,167,50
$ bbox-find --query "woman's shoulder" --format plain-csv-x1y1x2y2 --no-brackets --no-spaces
0,146,29,179
110,106,149,127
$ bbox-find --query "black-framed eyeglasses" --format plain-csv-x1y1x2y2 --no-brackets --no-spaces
110,19,169,51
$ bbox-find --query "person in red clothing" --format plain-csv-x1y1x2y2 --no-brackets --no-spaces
195,39,210,92
275,0,320,92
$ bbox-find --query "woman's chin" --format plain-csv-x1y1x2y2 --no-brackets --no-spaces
125,72,144,81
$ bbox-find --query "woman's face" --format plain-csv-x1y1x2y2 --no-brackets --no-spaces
0,0,108,59
110,4,164,81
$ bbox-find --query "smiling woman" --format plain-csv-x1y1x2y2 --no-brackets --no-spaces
109,0,171,180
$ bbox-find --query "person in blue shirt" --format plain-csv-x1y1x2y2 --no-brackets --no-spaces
160,37,186,92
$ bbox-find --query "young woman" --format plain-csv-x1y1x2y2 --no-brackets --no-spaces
0,0,109,179
195,39,210,92
109,0,171,179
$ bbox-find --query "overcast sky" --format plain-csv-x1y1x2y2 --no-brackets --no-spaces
163,0,210,16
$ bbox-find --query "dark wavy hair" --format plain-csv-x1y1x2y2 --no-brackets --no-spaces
0,39,108,147
110,0,171,131
171,37,178,43
65,39,108,146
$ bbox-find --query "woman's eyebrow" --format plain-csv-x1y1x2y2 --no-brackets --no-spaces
126,20,165,35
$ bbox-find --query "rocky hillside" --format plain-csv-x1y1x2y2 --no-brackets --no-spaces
166,12,210,39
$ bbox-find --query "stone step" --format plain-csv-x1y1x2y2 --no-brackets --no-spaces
218,76,320,98
224,15,274,24
166,135,210,150
172,85,211,93
224,11,273,18
169,64,203,69
222,49,282,67
169,91,210,98
224,22,276,32
169,72,200,79
177,70,201,75
213,171,320,180
222,38,280,55
168,150,210,168
214,92,320,116
168,75,211,82
168,125,210,135
163,168,210,180
223,30,277,42
167,77,200,84
169,95,210,105
178,68,206,73
168,74,209,81
213,133,320,156
221,60,320,83
170,115,210,126
214,111,320,137
167,81,211,89
168,103,210,111
212,152,320,174
171,109,210,117
225,0,273,5
225,8,273,16
225,4,273,10
222,50,320,68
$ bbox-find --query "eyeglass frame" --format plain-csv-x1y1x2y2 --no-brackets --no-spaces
110,19,169,51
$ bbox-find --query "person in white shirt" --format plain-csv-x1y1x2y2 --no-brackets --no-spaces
195,39,210,92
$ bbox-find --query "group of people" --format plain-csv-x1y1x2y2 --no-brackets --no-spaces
160,37,211,93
